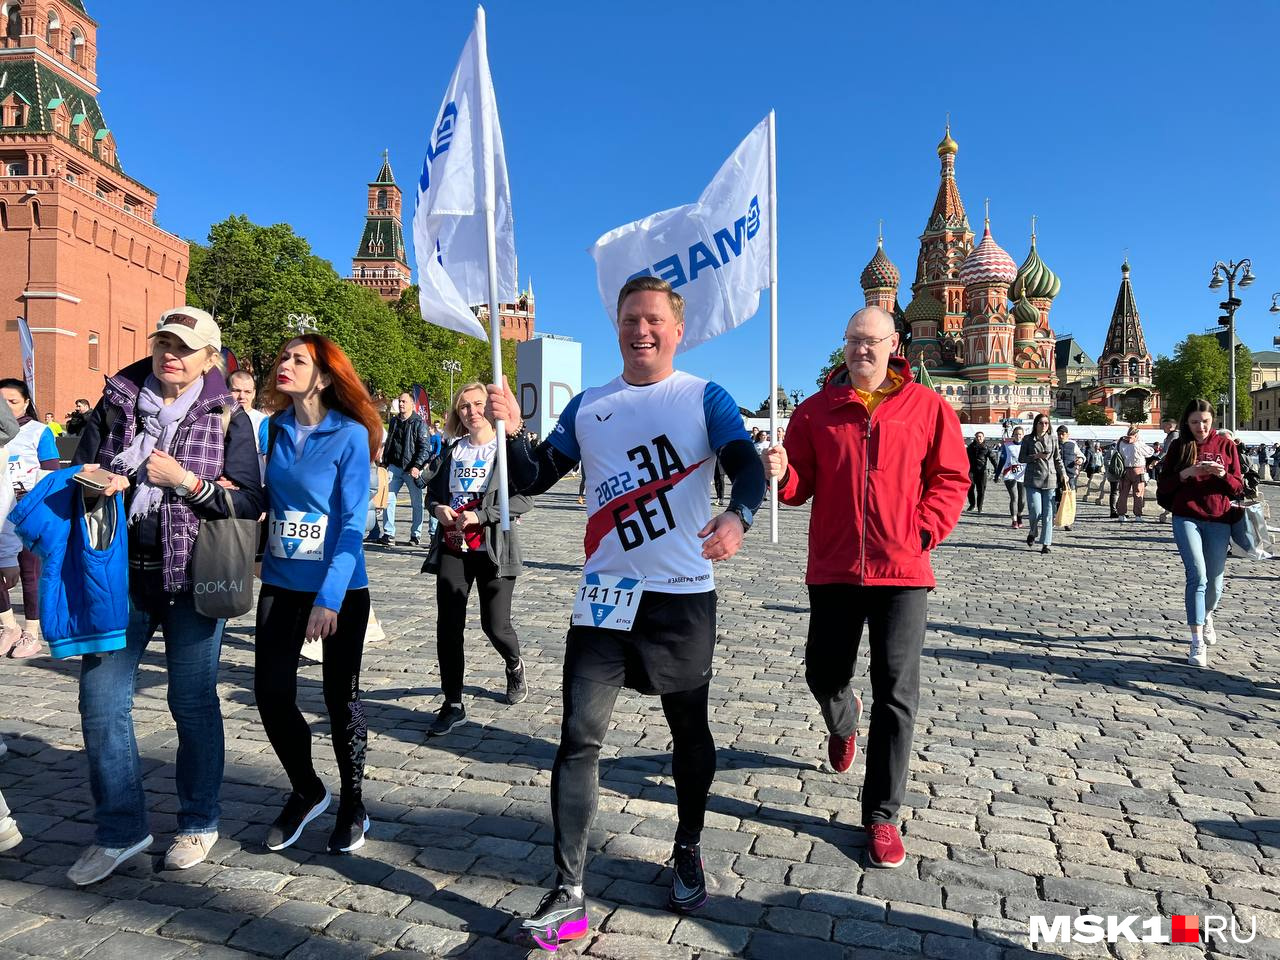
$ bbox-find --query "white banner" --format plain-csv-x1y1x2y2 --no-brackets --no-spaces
412,7,517,340
589,116,771,353
17,316,34,400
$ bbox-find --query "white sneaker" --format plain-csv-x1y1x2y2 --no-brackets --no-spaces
1203,615,1216,645
67,835,153,886
299,639,323,663
0,816,22,853
164,832,217,870
1188,639,1208,667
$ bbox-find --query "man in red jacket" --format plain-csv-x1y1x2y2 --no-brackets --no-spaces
763,306,967,869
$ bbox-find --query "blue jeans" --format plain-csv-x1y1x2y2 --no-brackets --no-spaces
1026,486,1054,546
78,590,225,847
383,465,424,540
1171,516,1230,626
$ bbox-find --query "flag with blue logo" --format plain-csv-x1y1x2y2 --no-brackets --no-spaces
411,6,517,341
588,116,771,353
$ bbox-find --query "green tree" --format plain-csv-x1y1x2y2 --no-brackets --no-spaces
1152,335,1252,428
817,346,844,388
1073,402,1110,425
1119,396,1148,424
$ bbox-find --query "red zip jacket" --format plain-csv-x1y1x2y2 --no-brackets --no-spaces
779,357,968,587
1155,433,1244,523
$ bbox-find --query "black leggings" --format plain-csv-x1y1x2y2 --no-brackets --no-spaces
255,585,370,804
436,549,520,703
0,549,39,619
551,677,714,885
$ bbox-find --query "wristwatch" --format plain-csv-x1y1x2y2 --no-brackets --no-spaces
726,503,753,533
175,472,197,498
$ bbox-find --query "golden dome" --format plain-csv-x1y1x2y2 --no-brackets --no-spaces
937,123,958,157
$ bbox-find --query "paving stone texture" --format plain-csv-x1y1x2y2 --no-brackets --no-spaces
0,478,1278,959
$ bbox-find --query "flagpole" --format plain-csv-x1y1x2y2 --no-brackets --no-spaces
475,5,511,531
767,109,779,543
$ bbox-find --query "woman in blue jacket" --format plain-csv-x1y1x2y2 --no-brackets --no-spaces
256,334,380,854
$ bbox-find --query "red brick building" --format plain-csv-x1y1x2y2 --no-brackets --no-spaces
347,151,411,302
0,0,188,420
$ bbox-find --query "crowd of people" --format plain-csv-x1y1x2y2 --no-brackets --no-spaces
0,282,1272,950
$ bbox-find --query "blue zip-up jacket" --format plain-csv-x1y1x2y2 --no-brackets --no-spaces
261,408,370,611
9,468,128,657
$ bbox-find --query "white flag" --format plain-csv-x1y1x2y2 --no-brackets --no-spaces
412,7,516,341
17,316,35,399
589,116,771,353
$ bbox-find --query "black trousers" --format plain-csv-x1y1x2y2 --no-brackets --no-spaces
713,459,726,501
551,677,714,885
1004,480,1025,521
805,584,927,825
436,549,520,703
255,585,370,804
967,472,987,510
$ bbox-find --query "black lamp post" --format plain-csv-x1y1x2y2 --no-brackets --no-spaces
1209,259,1256,431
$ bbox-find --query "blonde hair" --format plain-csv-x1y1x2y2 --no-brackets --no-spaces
617,275,685,324
445,382,489,438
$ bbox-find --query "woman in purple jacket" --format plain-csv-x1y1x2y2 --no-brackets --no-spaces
68,308,264,885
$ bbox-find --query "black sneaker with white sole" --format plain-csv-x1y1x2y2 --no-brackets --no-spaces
327,801,369,854
506,659,528,705
668,841,708,913
519,885,589,951
428,702,467,737
265,785,330,851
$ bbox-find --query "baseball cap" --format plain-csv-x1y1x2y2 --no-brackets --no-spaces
151,307,221,352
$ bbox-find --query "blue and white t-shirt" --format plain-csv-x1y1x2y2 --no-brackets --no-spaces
6,420,58,494
446,436,497,551
548,370,747,594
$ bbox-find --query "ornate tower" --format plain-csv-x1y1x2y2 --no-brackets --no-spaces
912,123,974,370
859,230,899,314
1092,259,1159,423
959,214,1017,385
348,151,410,302
1010,220,1061,384
0,0,188,421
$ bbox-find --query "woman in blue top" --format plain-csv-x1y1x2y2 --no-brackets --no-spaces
255,334,380,855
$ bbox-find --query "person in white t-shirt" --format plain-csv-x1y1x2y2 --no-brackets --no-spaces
488,276,766,949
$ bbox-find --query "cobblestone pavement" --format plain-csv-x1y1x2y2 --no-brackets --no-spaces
1,478,1278,960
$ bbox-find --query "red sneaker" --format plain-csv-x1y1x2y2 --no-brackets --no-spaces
866,823,906,868
826,695,862,773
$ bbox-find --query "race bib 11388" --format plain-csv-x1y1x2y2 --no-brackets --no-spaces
268,510,327,562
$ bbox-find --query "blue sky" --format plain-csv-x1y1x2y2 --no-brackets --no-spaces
99,1,1279,408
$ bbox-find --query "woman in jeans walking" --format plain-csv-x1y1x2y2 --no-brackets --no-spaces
255,334,380,854
69,308,265,884
423,383,533,738
1019,414,1065,555
1155,400,1243,668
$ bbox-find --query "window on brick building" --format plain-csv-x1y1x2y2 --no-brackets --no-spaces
5,4,20,41
44,9,57,47
4,160,24,176
88,332,99,370
69,25,83,63
376,189,387,210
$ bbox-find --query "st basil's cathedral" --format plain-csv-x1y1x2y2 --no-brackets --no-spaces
859,125,1158,426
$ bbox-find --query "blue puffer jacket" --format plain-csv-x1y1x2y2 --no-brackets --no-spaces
9,468,129,658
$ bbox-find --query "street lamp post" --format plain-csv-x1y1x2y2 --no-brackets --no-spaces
442,359,462,404
790,389,804,408
1209,259,1256,431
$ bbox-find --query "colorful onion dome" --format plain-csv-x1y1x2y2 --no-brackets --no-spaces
1012,286,1041,327
937,124,958,157
958,223,1017,287
860,241,900,290
904,290,945,323
1013,241,1061,301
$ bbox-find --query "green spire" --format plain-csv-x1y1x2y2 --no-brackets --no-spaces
372,150,396,185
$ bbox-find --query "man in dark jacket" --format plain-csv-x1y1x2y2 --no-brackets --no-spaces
377,392,430,546
762,306,967,871
966,432,996,512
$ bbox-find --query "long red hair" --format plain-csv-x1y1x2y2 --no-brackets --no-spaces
263,334,382,461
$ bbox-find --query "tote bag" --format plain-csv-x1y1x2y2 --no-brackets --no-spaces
190,485,258,619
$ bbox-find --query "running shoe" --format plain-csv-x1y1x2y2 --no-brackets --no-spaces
67,835,153,886
327,801,370,854
506,659,529,706
866,823,906,868
164,832,217,870
8,631,40,659
265,785,330,851
428,703,467,737
826,694,863,773
1188,638,1208,667
0,625,20,657
1203,614,1217,646
520,885,589,951
668,841,708,913
0,816,21,853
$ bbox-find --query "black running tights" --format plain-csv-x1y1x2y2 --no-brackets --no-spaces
551,677,714,885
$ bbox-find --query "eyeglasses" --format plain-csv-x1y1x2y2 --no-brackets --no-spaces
843,334,896,350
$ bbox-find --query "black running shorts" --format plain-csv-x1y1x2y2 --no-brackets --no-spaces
564,590,717,695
